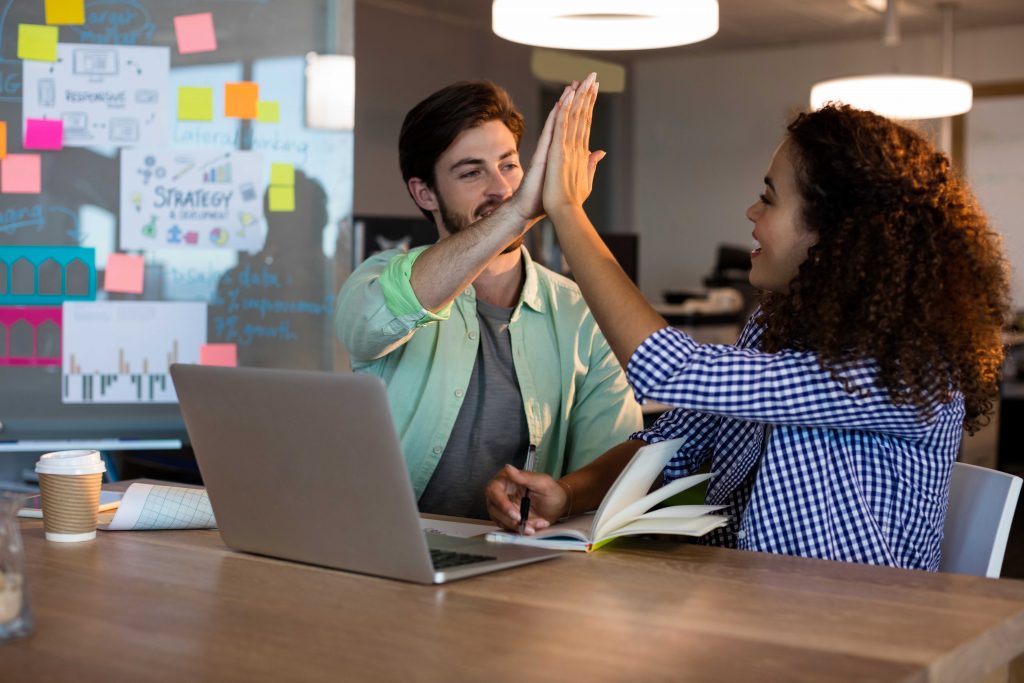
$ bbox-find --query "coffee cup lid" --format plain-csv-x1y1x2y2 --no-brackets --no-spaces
35,450,106,476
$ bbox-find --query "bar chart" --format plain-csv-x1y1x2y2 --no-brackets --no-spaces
62,301,206,403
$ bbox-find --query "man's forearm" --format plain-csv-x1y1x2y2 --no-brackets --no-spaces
559,439,646,515
410,203,533,312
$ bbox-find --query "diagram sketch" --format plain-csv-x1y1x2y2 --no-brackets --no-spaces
22,44,169,148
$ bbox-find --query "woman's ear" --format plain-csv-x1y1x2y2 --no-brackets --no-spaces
407,178,438,213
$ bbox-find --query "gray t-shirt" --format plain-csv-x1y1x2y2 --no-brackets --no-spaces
417,299,530,519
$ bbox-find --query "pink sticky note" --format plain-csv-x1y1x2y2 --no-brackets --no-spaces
24,118,63,150
174,13,217,54
200,344,237,367
1,154,42,194
104,253,145,294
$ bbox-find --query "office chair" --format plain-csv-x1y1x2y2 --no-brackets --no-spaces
939,462,1022,578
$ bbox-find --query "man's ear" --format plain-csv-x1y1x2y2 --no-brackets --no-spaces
407,178,438,213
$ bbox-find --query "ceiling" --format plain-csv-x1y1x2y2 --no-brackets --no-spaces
357,0,1024,58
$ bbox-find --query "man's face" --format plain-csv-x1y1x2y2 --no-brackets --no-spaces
431,120,524,254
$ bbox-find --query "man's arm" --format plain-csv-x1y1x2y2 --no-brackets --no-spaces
409,92,563,312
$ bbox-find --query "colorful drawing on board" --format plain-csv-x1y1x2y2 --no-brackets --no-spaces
119,148,266,253
0,245,96,305
0,306,62,367
61,301,206,404
21,44,169,148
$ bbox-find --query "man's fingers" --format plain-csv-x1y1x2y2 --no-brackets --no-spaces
579,80,598,152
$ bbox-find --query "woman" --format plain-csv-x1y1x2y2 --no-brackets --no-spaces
485,74,1010,570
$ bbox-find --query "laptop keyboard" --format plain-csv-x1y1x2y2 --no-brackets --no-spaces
429,548,496,570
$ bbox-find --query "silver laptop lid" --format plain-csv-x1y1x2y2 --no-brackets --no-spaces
170,365,437,583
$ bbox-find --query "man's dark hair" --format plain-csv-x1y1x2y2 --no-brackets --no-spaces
399,80,525,222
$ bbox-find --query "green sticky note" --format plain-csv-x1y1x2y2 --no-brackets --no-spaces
270,163,294,187
178,87,213,121
45,0,85,25
257,101,280,123
18,24,59,62
268,186,295,212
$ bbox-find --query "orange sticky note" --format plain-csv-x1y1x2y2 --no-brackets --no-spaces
224,82,258,119
200,343,237,367
18,24,58,62
1,154,42,194
0,122,6,159
104,253,145,294
174,12,217,54
45,0,85,25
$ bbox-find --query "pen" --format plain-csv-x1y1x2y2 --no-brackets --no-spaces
518,444,537,535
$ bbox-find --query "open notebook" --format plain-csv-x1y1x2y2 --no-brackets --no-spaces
487,438,729,552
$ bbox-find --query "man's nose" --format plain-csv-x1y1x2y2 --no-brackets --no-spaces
486,171,515,201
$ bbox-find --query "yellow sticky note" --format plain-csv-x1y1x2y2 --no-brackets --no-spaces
257,101,280,123
18,24,59,62
270,163,294,187
268,186,295,212
0,122,6,160
45,0,85,25
224,82,258,119
178,87,213,121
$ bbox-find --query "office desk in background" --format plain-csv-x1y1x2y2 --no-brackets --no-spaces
7,515,1024,682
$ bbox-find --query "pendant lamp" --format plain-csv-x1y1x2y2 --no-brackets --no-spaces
491,0,719,51
809,2,972,120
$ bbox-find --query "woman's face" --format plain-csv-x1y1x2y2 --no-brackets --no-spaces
745,139,817,294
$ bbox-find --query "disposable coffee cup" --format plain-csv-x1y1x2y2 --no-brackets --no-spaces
35,450,106,543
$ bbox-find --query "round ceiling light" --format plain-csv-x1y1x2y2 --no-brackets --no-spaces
810,75,973,120
492,0,719,51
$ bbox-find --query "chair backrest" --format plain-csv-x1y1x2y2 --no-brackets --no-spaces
940,462,1022,578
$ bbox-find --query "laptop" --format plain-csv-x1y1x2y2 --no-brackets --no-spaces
170,364,561,584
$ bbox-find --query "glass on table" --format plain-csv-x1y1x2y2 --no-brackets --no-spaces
0,491,33,641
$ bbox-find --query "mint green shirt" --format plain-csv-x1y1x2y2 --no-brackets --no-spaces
335,246,642,499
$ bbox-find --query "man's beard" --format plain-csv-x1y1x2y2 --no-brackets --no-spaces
437,193,523,255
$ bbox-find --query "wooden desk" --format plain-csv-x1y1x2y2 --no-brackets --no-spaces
6,517,1024,683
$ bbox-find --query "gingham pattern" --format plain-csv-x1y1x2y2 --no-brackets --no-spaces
628,314,963,570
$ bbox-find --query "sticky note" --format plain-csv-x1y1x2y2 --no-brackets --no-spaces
45,0,85,25
225,82,258,119
270,163,294,187
0,122,6,159
268,186,295,212
103,253,145,294
24,119,63,150
18,24,58,62
174,12,218,54
1,154,42,194
200,343,237,367
257,101,280,123
178,87,213,121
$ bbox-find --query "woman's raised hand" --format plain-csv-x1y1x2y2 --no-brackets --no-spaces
543,73,605,220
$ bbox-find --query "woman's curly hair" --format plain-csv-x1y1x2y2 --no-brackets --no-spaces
757,104,1009,433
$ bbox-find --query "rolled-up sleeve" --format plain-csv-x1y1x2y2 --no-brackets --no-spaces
335,247,452,362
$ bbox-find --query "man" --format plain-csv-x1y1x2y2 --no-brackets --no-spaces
335,81,640,519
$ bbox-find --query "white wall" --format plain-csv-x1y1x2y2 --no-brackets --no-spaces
631,24,1024,301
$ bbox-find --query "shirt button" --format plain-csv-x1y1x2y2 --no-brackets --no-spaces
432,446,442,454
736,530,747,540
468,332,478,340
455,389,464,397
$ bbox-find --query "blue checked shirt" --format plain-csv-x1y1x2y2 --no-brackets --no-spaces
628,313,962,571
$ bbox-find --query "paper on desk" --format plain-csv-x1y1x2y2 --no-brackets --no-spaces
419,518,498,539
99,483,216,531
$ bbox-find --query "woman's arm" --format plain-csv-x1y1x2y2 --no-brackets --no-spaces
543,74,669,369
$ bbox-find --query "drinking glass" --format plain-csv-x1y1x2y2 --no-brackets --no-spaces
0,491,33,641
